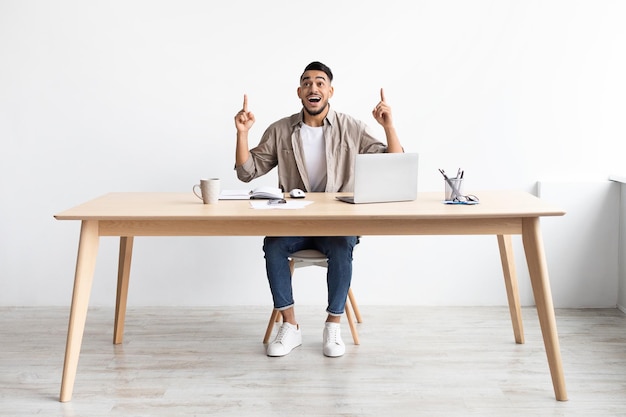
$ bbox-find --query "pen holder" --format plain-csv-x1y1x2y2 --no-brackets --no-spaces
444,178,463,201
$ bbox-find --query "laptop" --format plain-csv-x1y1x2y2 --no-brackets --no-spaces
336,153,419,204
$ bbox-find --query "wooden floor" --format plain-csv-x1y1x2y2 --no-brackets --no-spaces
1,306,625,417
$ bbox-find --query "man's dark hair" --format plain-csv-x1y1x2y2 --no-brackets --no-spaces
302,61,333,83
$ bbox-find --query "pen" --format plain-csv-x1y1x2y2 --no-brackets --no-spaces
438,168,462,200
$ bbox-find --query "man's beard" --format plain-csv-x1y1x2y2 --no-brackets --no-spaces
303,101,328,116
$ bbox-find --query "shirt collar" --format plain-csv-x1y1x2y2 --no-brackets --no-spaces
291,107,337,128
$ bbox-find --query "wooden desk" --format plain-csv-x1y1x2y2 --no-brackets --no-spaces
54,191,567,402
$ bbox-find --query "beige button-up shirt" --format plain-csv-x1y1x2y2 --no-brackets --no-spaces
236,108,388,192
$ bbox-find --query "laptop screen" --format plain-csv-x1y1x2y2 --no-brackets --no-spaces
338,153,419,204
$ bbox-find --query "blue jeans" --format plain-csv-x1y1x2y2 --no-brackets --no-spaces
263,236,359,316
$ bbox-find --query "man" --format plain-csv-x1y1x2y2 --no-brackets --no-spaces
234,61,403,357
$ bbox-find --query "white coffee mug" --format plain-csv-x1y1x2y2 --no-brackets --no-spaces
193,178,220,204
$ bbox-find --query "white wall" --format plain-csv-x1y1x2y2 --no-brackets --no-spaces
619,181,626,312
611,176,626,312
538,181,620,308
1,0,625,308
617,182,626,313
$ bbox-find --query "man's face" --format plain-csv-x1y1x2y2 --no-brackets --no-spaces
298,70,334,116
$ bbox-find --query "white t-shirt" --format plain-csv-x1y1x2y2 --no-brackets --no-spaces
300,124,327,192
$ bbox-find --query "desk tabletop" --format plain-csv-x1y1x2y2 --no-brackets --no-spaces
55,191,565,221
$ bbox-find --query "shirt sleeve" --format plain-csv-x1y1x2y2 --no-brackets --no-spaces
359,123,389,154
235,127,280,183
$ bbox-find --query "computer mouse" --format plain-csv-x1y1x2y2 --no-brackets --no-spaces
289,188,306,198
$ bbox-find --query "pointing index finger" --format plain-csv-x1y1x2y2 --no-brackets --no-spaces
380,88,386,103
243,94,248,112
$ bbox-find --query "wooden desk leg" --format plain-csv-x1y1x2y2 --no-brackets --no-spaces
60,220,100,402
114,236,133,345
521,218,568,401
497,235,525,344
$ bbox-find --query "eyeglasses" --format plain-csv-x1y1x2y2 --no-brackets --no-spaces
267,198,287,205
453,194,480,203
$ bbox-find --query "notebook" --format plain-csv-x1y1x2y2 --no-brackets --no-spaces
336,153,419,204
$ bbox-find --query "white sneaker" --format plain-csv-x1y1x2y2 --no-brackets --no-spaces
323,322,345,357
266,322,302,357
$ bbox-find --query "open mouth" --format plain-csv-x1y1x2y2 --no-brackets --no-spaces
308,96,321,103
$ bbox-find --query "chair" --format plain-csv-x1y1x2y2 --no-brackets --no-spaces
262,249,363,345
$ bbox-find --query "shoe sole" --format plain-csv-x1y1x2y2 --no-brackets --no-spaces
323,349,345,358
266,343,302,357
